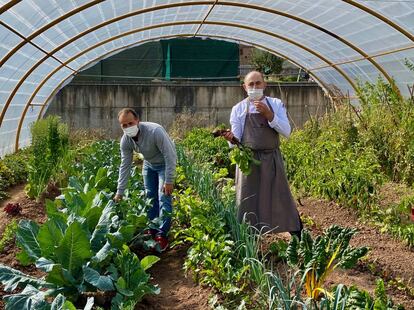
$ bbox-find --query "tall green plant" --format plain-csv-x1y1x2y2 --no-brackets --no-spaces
26,116,69,199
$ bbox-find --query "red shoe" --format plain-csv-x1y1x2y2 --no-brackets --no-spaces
154,235,169,252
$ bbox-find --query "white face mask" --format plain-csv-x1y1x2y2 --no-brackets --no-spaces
247,88,264,101
123,125,139,137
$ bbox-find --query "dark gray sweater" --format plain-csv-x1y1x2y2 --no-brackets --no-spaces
116,122,176,196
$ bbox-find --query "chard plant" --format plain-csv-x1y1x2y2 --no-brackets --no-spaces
286,225,369,301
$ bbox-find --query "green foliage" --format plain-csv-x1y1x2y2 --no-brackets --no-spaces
355,78,414,185
26,116,69,199
281,77,414,247
1,140,157,309
282,77,414,219
249,49,284,75
229,146,260,175
342,279,404,309
370,194,414,247
0,150,30,201
175,147,260,304
286,225,369,300
174,185,249,295
112,245,160,309
281,120,383,209
181,127,232,174
0,220,18,252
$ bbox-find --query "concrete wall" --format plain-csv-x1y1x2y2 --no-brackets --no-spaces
46,82,329,137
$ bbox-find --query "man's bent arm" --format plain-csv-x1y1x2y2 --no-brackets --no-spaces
155,128,177,184
116,138,133,196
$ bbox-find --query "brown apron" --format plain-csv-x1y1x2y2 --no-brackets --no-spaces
235,98,301,233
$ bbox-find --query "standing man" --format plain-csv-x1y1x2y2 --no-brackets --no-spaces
223,71,302,237
114,108,177,251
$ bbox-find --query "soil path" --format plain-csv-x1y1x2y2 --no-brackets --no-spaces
135,245,211,310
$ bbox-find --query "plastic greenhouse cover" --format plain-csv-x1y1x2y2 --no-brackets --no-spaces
0,0,413,156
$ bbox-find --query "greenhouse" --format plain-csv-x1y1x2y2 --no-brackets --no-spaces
0,1,413,309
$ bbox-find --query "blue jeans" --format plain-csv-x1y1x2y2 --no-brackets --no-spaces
142,161,172,237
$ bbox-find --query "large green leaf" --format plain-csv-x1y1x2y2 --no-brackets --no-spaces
36,257,57,272
55,221,92,273
90,201,115,252
83,266,115,291
16,249,34,266
3,285,49,310
45,200,67,224
286,235,299,266
51,294,94,310
45,264,76,287
0,265,52,292
68,176,83,193
78,188,99,215
115,277,134,297
16,220,41,260
91,241,113,264
38,219,65,258
140,256,160,271
84,207,103,233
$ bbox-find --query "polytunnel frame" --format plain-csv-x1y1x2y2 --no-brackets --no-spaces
32,33,332,125
0,12,365,130
11,19,359,151
0,1,409,126
1,1,404,127
0,0,412,152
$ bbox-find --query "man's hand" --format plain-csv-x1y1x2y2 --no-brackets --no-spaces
163,183,174,196
222,130,235,143
254,100,274,121
113,194,123,202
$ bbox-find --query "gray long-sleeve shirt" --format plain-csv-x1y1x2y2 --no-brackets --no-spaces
116,122,177,196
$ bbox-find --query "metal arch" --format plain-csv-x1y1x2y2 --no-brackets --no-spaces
309,44,414,71
202,21,356,88
14,22,347,151
3,1,405,126
342,0,414,43
0,1,398,92
0,17,359,128
194,0,218,37
0,0,21,15
0,0,103,68
0,20,77,72
35,34,332,121
216,2,400,96
0,1,210,68
21,33,332,151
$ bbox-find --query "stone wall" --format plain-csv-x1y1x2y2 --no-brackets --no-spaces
46,81,329,137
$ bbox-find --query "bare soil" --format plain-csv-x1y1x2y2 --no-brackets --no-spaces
1,184,414,309
135,245,212,310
